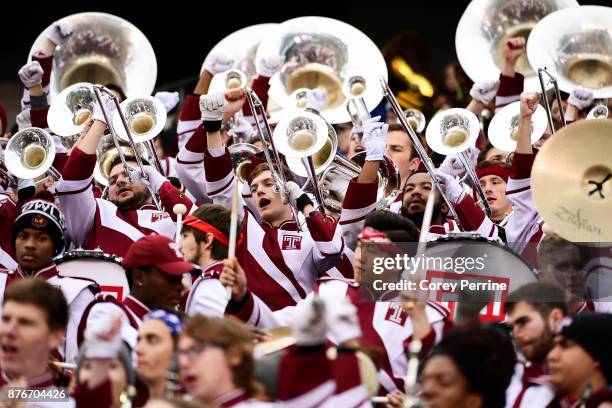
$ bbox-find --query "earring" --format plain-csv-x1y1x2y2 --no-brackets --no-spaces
137,282,143,287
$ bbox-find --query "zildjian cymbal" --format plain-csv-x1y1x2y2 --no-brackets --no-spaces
532,119,612,242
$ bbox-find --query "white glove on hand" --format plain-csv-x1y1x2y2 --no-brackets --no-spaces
438,147,479,179
305,88,326,113
469,80,500,105
283,180,305,207
322,175,350,204
84,303,124,359
18,61,44,88
139,165,168,193
568,87,594,111
325,298,362,345
44,20,73,46
91,95,116,125
257,55,284,78
154,91,180,113
199,93,228,122
433,171,466,204
362,116,388,161
292,297,327,346
203,50,234,75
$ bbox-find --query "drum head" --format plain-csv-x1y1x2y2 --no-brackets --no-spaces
56,250,129,301
422,235,538,321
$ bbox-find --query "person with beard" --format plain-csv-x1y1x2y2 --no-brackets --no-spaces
504,283,569,408
0,194,97,364
198,92,382,310
399,169,461,239
55,94,193,257
179,204,233,317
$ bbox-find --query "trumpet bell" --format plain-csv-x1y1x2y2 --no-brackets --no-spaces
5,127,56,179
257,16,387,124
426,108,480,156
488,101,548,152
94,134,150,187
29,12,156,98
47,82,96,137
273,111,329,159
229,143,262,182
527,6,612,98
455,0,579,92
112,96,167,143
403,109,426,133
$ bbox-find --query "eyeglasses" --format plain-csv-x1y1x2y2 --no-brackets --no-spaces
177,341,224,361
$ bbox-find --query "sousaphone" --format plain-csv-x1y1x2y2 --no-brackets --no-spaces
455,0,579,92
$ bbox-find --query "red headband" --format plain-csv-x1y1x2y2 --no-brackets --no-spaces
357,227,402,254
183,215,229,247
476,164,510,183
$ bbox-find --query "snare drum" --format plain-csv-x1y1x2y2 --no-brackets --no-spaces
56,249,129,301
423,233,538,322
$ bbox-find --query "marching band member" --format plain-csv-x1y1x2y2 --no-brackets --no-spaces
495,38,526,113
504,283,569,408
55,95,193,256
221,211,453,394
199,92,347,310
180,204,232,317
81,234,194,350
1,194,97,363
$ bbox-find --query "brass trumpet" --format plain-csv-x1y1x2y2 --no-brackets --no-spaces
4,127,61,181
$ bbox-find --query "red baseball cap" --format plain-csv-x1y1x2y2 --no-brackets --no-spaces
122,235,195,276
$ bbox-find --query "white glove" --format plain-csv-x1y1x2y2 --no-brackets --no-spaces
16,109,31,131
257,55,284,78
469,80,500,105
139,165,168,193
568,87,594,111
325,298,362,345
18,61,44,88
292,297,327,346
362,116,388,161
91,94,116,125
322,174,350,204
203,50,234,75
84,303,124,359
199,93,228,122
283,180,306,208
305,88,326,113
44,20,73,46
433,170,466,204
154,91,180,113
438,147,479,179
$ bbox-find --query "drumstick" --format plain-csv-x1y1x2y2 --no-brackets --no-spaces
173,203,188,246
226,179,240,300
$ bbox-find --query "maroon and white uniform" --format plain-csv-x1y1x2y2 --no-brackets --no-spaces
175,94,211,203
0,194,18,270
0,264,96,363
184,260,227,317
55,148,193,256
203,147,347,310
505,362,556,408
227,277,452,394
495,73,524,113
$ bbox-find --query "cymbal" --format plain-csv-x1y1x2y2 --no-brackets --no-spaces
532,119,612,242
253,327,296,358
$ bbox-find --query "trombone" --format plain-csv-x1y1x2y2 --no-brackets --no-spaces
244,88,302,229
92,85,162,210
379,77,462,224
537,67,567,134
